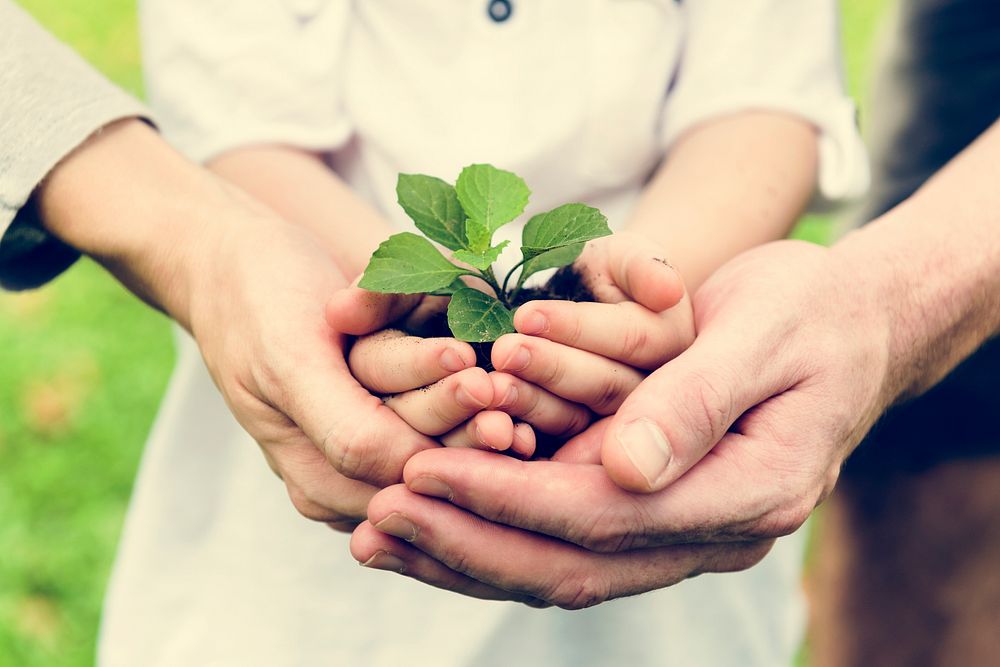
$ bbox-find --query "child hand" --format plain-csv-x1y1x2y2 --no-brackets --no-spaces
344,325,538,456
491,231,695,420
328,231,695,459
327,289,552,457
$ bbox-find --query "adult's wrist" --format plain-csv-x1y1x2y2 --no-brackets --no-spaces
35,119,246,329
831,197,1000,409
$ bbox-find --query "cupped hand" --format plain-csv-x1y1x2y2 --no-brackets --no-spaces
349,239,894,605
34,120,432,532
328,231,696,454
183,205,444,530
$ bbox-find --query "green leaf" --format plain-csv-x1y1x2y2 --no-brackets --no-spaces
452,240,510,272
359,232,467,294
428,278,467,297
520,203,611,259
396,174,468,251
455,164,530,251
464,218,492,252
517,242,585,286
447,288,516,342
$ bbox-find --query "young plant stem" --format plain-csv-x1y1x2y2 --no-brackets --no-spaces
500,257,529,298
480,266,509,308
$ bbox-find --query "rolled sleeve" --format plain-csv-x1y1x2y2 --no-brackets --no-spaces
0,1,151,290
662,0,870,209
141,0,353,163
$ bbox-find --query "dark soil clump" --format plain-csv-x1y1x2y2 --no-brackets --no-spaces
509,264,596,307
405,265,595,368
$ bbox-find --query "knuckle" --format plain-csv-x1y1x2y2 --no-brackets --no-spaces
326,520,362,534
443,548,471,577
558,405,592,437
490,373,516,409
362,364,392,394
535,344,567,387
590,372,632,415
519,382,545,420
755,494,814,538
559,308,586,347
573,504,639,553
288,486,346,523
427,379,473,429
481,493,517,528
616,310,651,364
713,542,775,574
548,571,612,610
323,404,396,483
671,370,735,449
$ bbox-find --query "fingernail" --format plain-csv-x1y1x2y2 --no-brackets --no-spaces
361,550,406,573
617,419,672,488
500,346,531,372
373,513,420,541
409,475,453,500
456,384,486,409
474,423,489,448
474,424,504,451
440,348,467,372
518,310,548,335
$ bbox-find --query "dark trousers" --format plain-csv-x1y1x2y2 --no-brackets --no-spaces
810,1,1000,665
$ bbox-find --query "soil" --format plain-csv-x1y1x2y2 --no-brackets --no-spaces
406,264,595,367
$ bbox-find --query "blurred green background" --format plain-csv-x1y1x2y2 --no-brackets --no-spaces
0,1,890,665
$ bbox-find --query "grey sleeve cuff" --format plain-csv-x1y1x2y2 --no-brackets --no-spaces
0,1,153,290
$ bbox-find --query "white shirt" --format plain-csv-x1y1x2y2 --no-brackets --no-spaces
99,2,868,665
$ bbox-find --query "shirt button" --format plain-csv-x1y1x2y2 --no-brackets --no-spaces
487,0,512,23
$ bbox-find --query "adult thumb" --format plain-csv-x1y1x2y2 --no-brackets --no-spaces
326,282,421,336
601,335,774,493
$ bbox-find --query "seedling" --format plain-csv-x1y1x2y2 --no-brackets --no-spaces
359,164,611,342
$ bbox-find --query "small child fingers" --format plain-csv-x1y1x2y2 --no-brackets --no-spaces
513,300,694,370
382,367,493,436
511,422,537,459
491,334,645,415
440,411,514,451
349,329,476,394
489,372,591,438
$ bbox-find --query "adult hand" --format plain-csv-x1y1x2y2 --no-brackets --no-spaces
37,120,441,530
349,239,895,606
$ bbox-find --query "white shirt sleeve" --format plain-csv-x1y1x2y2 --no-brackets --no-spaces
140,0,353,163
662,0,869,208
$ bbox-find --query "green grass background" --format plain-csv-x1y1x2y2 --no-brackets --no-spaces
0,1,889,664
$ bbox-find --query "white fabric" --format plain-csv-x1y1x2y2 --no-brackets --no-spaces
101,1,866,665
0,0,148,231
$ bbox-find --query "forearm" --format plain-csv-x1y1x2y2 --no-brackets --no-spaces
625,111,818,290
36,119,274,329
834,120,1000,404
209,146,392,280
